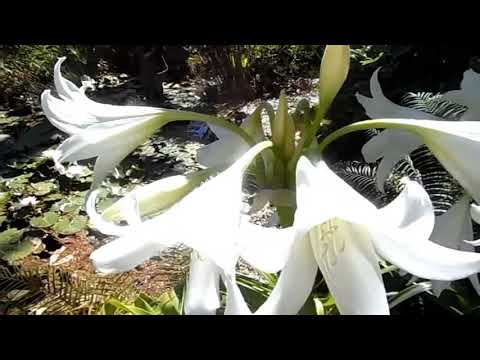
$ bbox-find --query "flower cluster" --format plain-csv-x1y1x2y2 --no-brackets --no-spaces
41,48,480,315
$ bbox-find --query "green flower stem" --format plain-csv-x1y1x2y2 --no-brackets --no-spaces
317,119,414,155
277,206,295,227
151,111,256,147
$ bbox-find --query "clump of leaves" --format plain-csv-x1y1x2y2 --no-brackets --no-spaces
99,289,183,315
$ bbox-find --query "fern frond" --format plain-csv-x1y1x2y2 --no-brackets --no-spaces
0,264,135,315
401,92,467,120
332,161,388,207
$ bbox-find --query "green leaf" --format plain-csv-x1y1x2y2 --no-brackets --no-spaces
0,191,10,216
43,193,64,202
30,181,57,196
50,195,85,214
157,290,181,315
30,212,59,228
0,215,6,225
0,228,34,263
0,228,24,246
52,215,88,235
3,239,35,263
3,173,33,195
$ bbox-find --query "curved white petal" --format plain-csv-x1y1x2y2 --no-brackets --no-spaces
184,252,221,315
362,129,423,191
197,138,251,169
90,235,166,274
295,157,378,230
430,196,472,249
238,218,295,273
54,57,82,101
423,196,472,296
356,67,442,121
443,70,480,118
370,226,480,282
376,178,435,241
254,236,318,315
197,123,251,169
309,221,389,315
223,272,252,315
52,57,163,120
120,193,142,226
86,190,127,236
56,117,161,187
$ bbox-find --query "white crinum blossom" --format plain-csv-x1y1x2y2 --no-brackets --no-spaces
224,157,480,315
354,67,480,296
86,141,296,314
442,69,480,121
356,67,480,193
42,57,251,189
355,67,442,190
354,69,480,204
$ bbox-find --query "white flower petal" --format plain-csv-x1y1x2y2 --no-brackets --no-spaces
370,224,480,282
184,252,221,315
90,234,166,274
197,124,251,169
442,70,480,117
86,190,126,236
376,178,435,240
430,196,472,249
295,157,378,230
54,57,82,101
254,236,318,315
422,196,472,296
362,129,424,191
223,272,252,315
356,67,441,121
309,221,389,315
238,218,295,273
173,141,272,272
120,193,142,226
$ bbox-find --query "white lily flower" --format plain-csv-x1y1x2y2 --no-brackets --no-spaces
225,157,480,315
442,69,480,121
356,67,442,189
357,119,480,207
42,57,165,136
87,141,283,314
429,196,480,296
42,57,252,189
